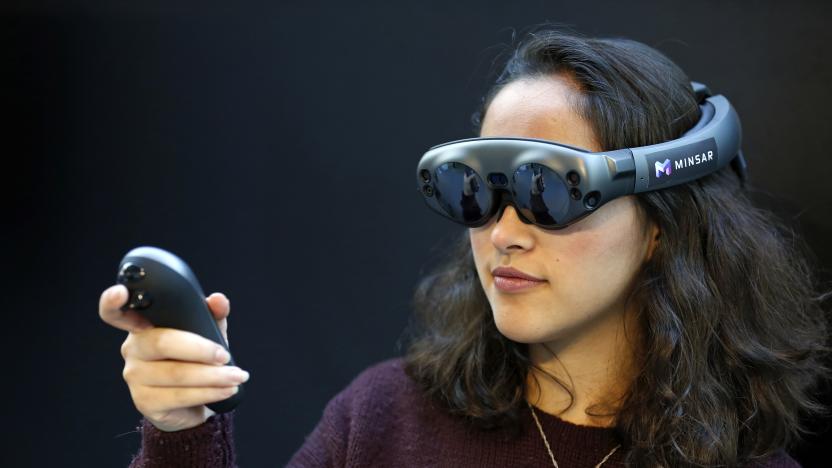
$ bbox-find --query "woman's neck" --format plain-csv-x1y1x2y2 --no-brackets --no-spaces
524,302,642,428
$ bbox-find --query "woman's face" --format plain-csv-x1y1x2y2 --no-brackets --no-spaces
470,74,659,345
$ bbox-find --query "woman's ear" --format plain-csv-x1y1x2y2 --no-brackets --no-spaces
645,223,660,263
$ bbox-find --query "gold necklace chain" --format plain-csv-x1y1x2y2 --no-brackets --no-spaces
527,401,621,468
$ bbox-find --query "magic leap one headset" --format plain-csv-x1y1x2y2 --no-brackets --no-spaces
415,82,747,230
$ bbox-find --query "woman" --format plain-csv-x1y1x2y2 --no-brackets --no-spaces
100,27,830,467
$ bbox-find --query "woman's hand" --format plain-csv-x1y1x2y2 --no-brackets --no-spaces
99,284,249,432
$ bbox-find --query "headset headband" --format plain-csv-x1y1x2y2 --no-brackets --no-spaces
423,81,746,193
416,81,746,229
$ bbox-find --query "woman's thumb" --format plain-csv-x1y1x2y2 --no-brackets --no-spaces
206,292,230,346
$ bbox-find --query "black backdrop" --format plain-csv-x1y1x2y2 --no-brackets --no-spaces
4,0,831,466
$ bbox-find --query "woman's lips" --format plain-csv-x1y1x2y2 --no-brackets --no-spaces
491,266,546,292
493,276,546,292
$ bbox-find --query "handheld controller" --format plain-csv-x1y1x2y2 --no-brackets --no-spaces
117,246,244,413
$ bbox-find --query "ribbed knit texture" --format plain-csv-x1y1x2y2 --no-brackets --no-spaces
128,358,802,467
129,410,235,467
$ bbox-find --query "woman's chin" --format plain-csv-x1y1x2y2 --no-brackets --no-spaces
493,311,557,344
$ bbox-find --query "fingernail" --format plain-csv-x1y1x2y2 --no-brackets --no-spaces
231,386,240,394
215,348,231,363
228,368,249,383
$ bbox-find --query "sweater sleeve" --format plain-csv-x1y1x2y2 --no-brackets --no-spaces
127,411,237,468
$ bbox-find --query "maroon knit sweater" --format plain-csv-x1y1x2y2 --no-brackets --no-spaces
127,357,802,467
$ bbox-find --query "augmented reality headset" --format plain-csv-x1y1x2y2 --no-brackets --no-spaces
415,82,746,230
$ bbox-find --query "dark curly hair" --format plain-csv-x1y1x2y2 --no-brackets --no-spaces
402,25,832,467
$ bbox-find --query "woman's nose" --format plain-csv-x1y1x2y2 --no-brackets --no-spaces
490,204,534,252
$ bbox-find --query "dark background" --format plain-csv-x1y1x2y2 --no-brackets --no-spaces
4,0,831,466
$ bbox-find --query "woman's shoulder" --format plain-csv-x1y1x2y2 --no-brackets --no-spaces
288,357,423,466
286,357,444,466
343,356,409,390
746,448,803,468
323,355,451,434
333,356,426,411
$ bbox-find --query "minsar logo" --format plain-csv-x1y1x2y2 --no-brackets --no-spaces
645,138,717,188
654,150,715,178
655,159,672,178
674,150,714,170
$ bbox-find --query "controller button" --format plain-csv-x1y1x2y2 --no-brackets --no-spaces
118,263,146,283
128,290,153,309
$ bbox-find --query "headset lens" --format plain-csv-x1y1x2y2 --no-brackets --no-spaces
432,162,492,224
512,163,570,227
